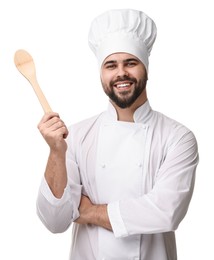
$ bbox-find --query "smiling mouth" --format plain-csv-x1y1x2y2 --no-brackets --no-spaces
114,82,133,89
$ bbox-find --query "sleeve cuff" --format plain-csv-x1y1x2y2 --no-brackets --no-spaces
107,201,128,238
39,177,71,206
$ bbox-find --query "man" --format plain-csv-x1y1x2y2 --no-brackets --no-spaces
37,9,199,260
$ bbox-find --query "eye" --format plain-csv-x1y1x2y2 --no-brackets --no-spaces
105,64,117,70
126,61,137,67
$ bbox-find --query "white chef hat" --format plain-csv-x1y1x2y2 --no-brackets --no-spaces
88,9,157,72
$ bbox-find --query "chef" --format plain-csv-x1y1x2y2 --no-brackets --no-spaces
37,9,199,260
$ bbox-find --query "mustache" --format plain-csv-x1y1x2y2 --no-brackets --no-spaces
110,75,137,87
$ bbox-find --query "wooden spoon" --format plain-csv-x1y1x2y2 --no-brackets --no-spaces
14,49,52,113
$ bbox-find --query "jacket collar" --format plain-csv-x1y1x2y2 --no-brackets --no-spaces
107,100,153,124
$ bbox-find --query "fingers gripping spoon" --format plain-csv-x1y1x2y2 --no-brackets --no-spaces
14,49,52,113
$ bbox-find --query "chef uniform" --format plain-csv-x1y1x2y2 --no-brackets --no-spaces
37,9,199,260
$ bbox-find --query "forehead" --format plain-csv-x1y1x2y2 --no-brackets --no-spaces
103,52,140,63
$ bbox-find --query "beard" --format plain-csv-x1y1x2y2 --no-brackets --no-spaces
102,75,147,109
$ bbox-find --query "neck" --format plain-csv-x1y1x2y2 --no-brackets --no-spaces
111,90,147,122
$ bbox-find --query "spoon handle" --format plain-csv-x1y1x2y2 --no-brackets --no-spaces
29,77,52,113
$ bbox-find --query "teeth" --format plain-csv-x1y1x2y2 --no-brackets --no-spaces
117,83,130,88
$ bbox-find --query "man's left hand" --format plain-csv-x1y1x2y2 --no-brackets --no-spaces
75,195,112,231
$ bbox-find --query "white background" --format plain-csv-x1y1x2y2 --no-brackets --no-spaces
0,0,213,259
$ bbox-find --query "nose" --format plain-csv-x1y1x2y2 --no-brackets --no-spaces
116,64,129,77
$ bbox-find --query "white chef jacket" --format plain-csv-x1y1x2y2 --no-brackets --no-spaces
37,100,199,260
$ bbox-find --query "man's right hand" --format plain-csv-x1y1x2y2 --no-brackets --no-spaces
37,112,69,153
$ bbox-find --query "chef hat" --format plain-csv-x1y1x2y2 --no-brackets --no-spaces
88,9,157,71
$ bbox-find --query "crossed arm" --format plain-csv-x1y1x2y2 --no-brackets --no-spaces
75,195,112,231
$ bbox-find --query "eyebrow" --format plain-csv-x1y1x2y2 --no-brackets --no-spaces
124,58,139,63
103,58,139,66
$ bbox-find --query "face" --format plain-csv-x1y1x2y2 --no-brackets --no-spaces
100,53,147,109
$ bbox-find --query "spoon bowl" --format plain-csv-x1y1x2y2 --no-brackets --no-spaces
14,49,52,113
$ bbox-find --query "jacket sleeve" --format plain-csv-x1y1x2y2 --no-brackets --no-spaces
36,130,82,234
107,130,199,238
